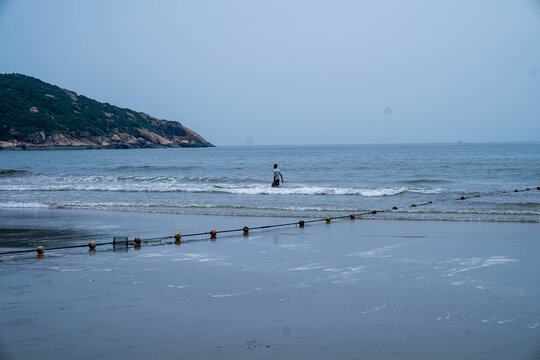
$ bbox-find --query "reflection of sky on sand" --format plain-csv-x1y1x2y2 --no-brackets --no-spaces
1,219,539,359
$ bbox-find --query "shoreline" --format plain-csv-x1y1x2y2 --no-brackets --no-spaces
0,204,538,229
1,207,540,253
0,143,213,151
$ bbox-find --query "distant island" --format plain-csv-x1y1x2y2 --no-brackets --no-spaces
0,74,214,150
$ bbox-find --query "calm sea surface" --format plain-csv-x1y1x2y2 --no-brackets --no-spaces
1,143,539,222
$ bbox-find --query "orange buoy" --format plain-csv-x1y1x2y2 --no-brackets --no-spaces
299,220,305,227
174,233,181,240
88,241,96,249
134,236,141,245
243,226,249,234
349,213,355,220
36,246,45,255
325,217,331,223
537,186,540,190
210,229,217,238
428,201,432,204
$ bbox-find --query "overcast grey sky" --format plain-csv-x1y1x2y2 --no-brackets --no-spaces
1,0,539,145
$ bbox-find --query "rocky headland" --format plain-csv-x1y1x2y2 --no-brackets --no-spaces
0,74,214,150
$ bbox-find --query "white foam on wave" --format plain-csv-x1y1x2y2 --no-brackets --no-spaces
0,181,440,197
0,200,380,215
0,201,49,208
408,188,444,194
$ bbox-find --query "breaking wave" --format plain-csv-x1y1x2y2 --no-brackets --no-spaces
114,165,201,171
0,182,441,196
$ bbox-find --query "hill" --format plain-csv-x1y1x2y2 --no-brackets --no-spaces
0,74,214,149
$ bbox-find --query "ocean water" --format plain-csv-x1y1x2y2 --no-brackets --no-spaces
0,143,539,222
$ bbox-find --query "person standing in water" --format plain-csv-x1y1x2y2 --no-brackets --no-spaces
272,164,284,187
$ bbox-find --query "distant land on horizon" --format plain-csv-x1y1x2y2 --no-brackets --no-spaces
0,73,214,150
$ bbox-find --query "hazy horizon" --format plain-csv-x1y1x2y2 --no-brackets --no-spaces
1,0,539,146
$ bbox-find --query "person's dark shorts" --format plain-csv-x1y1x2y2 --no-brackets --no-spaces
272,179,280,187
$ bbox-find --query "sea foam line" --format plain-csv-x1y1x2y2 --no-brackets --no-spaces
0,183,441,196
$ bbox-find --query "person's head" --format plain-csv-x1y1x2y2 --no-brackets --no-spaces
274,164,278,169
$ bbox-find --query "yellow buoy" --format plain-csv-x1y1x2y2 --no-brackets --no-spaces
243,226,249,234
475,194,480,197
88,241,96,249
325,217,331,223
174,233,181,240
411,204,416,207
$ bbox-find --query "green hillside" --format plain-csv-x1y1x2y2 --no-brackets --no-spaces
0,73,212,147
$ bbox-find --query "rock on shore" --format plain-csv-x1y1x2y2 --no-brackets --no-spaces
0,117,212,150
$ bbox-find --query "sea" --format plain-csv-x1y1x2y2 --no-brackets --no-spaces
0,143,539,223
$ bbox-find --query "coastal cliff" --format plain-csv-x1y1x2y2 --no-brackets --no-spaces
0,74,214,150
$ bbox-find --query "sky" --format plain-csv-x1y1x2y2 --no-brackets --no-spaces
0,0,539,145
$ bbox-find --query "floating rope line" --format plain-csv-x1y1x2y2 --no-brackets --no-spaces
410,201,432,207
0,185,538,256
456,194,480,201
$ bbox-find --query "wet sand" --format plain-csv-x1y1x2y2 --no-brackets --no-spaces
1,209,539,359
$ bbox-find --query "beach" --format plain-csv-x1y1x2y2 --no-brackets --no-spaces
1,208,539,359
